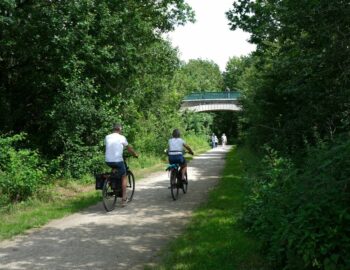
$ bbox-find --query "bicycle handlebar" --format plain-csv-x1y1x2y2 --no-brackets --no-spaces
123,152,138,159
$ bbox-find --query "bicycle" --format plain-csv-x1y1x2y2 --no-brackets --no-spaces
166,163,188,200
95,155,135,212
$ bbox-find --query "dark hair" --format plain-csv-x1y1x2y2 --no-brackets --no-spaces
172,129,181,138
113,123,122,131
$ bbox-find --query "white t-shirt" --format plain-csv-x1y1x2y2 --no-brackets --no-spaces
105,133,128,162
168,138,185,155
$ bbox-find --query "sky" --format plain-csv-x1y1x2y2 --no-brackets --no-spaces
166,0,256,71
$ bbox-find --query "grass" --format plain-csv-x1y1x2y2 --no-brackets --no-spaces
0,187,101,241
0,143,210,241
146,146,267,270
184,133,211,154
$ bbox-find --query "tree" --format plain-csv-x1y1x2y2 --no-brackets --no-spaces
0,0,194,175
172,59,224,97
223,56,250,91
227,0,350,152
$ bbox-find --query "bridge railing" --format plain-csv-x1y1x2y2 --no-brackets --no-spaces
183,91,240,101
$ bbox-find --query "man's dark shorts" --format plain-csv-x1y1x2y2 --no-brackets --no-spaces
106,161,126,178
168,154,186,165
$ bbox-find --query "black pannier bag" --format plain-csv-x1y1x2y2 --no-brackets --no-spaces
95,173,108,190
109,173,122,197
95,173,122,197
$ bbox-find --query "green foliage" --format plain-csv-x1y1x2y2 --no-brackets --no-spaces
223,56,251,91
182,111,213,135
227,2,350,269
0,134,45,203
227,0,350,153
172,59,224,96
183,132,211,152
243,138,350,269
0,0,194,178
132,113,176,155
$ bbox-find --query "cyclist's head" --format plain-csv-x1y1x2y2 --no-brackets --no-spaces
113,123,122,133
172,129,181,138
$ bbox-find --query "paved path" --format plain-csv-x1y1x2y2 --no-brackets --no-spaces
0,146,231,270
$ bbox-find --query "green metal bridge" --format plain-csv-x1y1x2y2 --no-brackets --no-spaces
181,91,241,112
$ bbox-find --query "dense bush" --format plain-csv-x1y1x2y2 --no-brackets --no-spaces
243,137,350,269
0,134,45,202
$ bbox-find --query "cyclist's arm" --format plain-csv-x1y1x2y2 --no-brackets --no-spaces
127,145,139,158
183,144,194,155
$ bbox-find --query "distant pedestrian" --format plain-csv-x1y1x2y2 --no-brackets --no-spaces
221,133,227,146
214,135,218,147
211,133,216,148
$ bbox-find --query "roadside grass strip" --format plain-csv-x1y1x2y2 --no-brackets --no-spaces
148,146,266,270
0,190,101,241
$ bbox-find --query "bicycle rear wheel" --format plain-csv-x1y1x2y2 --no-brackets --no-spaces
102,177,118,211
182,172,188,194
126,171,135,202
170,170,179,200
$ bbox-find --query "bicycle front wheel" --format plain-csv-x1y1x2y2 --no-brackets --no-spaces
170,170,179,200
102,177,118,212
126,171,135,202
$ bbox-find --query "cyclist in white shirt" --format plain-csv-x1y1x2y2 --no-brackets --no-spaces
168,129,194,181
105,124,138,206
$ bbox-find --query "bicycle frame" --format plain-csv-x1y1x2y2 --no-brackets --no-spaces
166,163,187,200
101,156,136,211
